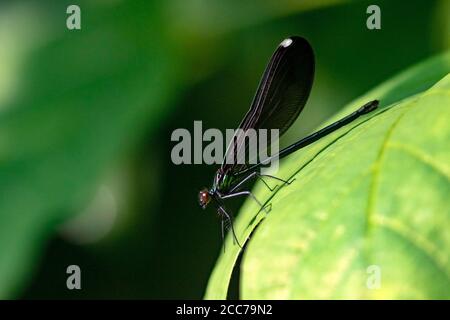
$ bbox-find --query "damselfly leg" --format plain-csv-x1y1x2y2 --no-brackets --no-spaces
218,206,241,249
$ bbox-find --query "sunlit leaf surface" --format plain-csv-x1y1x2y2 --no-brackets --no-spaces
205,51,450,299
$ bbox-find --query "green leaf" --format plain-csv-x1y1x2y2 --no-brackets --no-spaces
167,0,350,37
0,2,177,298
204,51,450,299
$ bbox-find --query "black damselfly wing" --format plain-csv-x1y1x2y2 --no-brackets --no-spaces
221,36,315,174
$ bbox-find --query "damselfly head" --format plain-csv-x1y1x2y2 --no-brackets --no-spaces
198,188,211,209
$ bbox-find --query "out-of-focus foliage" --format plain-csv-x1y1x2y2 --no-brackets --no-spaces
0,0,447,298
205,53,450,299
0,1,177,297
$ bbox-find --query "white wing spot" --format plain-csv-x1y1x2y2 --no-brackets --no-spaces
280,38,293,47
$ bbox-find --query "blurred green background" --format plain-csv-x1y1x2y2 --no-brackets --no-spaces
0,0,448,299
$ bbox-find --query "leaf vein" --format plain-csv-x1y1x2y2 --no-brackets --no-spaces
386,142,450,180
373,215,450,282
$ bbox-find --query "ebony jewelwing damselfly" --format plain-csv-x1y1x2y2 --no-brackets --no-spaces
198,36,378,248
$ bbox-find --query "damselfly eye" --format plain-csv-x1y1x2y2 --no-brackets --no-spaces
198,189,210,209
